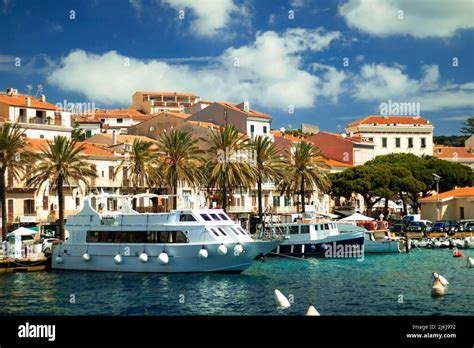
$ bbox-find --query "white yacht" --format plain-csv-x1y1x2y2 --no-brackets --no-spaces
52,196,282,273
263,221,365,258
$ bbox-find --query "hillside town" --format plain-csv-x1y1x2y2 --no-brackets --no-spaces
0,87,472,239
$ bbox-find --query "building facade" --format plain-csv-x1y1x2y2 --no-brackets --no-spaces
131,91,199,114
420,187,474,221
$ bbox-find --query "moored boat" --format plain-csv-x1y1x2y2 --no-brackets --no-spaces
337,223,404,253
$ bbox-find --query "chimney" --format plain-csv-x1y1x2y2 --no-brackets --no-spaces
39,94,46,102
26,97,31,107
112,130,117,145
243,101,249,112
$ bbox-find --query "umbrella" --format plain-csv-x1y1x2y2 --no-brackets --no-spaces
340,213,374,221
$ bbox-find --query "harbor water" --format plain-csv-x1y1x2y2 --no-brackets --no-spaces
1,249,473,316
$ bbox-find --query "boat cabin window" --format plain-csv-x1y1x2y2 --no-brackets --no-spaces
289,225,299,234
86,231,189,243
237,227,247,236
210,228,220,236
301,225,310,234
230,227,240,236
217,227,227,236
200,214,212,221
210,213,221,221
218,213,230,221
179,214,196,222
324,224,329,230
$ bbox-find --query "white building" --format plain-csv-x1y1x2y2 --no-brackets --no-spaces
0,88,72,140
346,116,434,157
131,91,200,115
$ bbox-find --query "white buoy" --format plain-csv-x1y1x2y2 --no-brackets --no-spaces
217,244,228,256
274,289,291,308
139,252,148,263
433,272,449,286
233,244,244,256
467,256,474,268
114,254,122,264
55,255,63,264
158,252,169,265
82,253,91,262
198,248,208,259
305,304,320,316
431,278,446,296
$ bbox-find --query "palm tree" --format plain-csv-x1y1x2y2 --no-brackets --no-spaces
27,136,97,240
205,125,256,211
280,141,330,213
158,129,204,210
0,123,29,240
251,135,286,223
114,139,162,208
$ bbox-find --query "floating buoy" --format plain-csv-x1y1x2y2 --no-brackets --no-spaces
139,252,148,263
305,304,320,316
431,278,446,296
217,244,228,256
234,244,244,256
55,255,63,264
82,252,91,262
467,257,474,268
453,249,464,258
198,248,208,259
274,289,291,308
158,252,169,265
433,272,449,286
114,254,122,264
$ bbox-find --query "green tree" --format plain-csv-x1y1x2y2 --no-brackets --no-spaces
251,135,286,223
158,129,204,210
205,125,256,211
460,116,474,136
71,122,86,142
0,123,30,240
27,136,97,240
281,141,330,213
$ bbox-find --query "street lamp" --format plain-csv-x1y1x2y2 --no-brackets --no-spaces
432,173,441,220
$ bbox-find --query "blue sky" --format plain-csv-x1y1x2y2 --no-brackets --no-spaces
0,0,473,135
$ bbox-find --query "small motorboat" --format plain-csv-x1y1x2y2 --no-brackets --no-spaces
467,256,474,268
453,248,464,258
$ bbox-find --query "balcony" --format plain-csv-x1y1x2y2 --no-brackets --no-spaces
227,206,252,213
272,206,297,214
18,116,67,127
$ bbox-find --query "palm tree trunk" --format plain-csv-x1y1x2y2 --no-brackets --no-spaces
173,177,178,210
0,168,6,240
222,185,227,211
300,175,305,214
257,178,263,223
57,175,65,240
384,196,389,219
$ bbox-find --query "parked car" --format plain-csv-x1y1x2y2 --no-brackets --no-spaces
431,220,460,235
406,220,432,233
39,238,62,254
389,220,405,233
460,220,474,232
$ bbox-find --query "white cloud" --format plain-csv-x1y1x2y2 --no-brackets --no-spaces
339,0,474,38
162,0,242,38
129,0,143,16
352,62,474,112
47,28,341,110
289,0,305,8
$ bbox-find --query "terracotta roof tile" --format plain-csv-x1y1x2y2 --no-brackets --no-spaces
420,187,474,202
215,102,272,120
347,115,431,127
323,158,352,168
24,138,115,156
271,130,303,142
0,93,59,110
135,91,198,97
433,146,474,159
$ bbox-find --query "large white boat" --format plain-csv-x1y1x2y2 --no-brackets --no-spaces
263,221,365,258
52,196,282,273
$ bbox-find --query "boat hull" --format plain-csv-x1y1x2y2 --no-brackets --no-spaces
272,232,364,258
51,241,280,273
365,240,402,253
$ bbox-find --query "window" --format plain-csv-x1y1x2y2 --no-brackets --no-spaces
43,196,49,211
217,228,227,236
117,118,123,124
289,225,299,234
395,138,401,148
109,166,114,180
421,138,426,148
382,138,387,148
218,213,230,220
210,213,221,220
368,137,374,142
86,231,189,243
263,126,267,134
230,227,240,236
40,135,44,139
179,214,196,222
460,207,465,220
24,199,35,215
210,228,220,237
323,224,329,230
200,214,211,221
300,225,310,234
273,196,280,207
238,227,247,235
408,138,414,148
284,196,291,207
101,171,105,178
250,125,255,133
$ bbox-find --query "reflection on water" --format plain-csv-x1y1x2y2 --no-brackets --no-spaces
0,250,473,316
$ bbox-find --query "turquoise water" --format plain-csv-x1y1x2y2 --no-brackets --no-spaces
1,249,473,316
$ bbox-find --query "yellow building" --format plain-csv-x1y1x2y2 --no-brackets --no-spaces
420,187,474,221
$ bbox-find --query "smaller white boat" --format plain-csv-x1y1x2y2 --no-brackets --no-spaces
467,257,474,268
337,223,403,253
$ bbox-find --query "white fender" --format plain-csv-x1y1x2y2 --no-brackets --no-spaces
139,252,148,263
158,252,169,265
55,255,63,264
234,244,244,256
431,278,446,296
217,244,228,256
305,304,320,316
198,248,209,259
433,272,449,286
114,254,122,265
82,253,91,262
274,289,291,308
467,257,474,268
